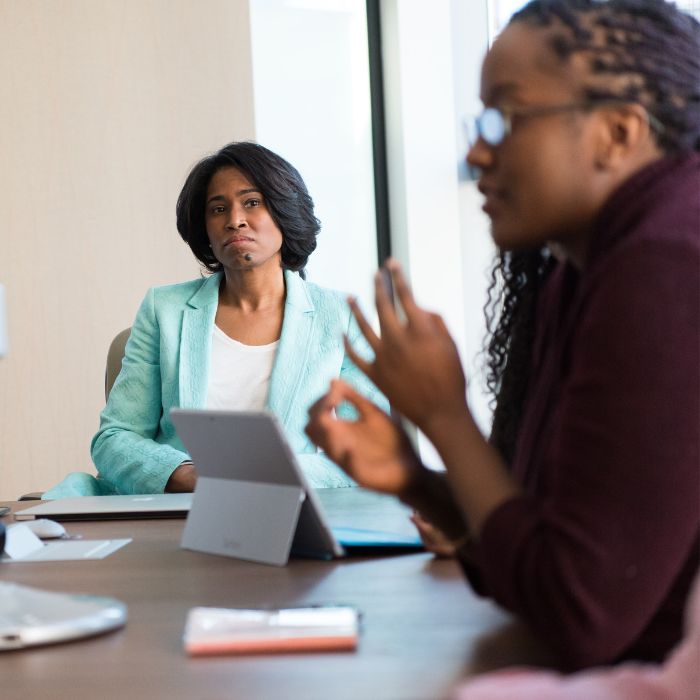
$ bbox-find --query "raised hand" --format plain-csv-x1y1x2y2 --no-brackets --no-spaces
343,259,469,438
305,379,426,497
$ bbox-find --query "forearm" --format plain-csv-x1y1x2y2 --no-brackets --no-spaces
92,428,189,494
165,461,197,492
422,410,520,539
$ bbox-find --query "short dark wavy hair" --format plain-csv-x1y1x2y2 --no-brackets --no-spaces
176,142,320,278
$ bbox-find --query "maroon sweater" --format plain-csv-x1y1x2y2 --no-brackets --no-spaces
468,153,700,670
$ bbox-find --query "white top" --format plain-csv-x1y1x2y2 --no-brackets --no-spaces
206,325,279,411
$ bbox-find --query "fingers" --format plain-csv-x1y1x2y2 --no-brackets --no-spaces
306,387,337,422
347,296,380,352
385,259,419,321
306,379,374,430
428,312,451,336
305,380,380,468
409,511,458,558
327,378,379,419
343,335,374,380
374,269,402,338
305,396,334,445
383,259,434,332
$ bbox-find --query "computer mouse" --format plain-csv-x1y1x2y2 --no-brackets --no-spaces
24,519,67,539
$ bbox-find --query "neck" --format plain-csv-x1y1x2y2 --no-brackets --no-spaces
220,265,286,312
558,148,665,271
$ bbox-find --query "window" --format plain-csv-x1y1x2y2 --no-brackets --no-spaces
678,0,700,19
249,0,378,309
487,0,527,40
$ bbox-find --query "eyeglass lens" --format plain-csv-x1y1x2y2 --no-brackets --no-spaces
465,108,506,148
478,108,506,146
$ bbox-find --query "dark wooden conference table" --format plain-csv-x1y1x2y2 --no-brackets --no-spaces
0,488,554,700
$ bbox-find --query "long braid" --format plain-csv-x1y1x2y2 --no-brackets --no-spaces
484,0,700,464
485,248,555,464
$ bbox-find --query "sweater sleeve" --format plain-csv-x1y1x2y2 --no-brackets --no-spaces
90,289,189,494
475,239,699,669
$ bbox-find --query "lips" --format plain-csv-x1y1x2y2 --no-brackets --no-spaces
478,181,506,215
222,235,254,248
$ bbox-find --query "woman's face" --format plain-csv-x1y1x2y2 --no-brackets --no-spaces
205,166,283,273
467,23,612,258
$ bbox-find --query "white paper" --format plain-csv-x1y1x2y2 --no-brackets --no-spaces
2,538,132,562
3,523,44,559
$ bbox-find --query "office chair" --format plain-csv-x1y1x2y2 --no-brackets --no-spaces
105,328,131,401
18,328,132,501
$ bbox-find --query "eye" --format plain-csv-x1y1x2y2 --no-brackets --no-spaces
244,198,261,208
209,205,226,215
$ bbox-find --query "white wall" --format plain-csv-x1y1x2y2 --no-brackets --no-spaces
451,0,497,433
0,0,256,499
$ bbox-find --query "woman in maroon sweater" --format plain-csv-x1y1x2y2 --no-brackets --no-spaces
305,0,700,671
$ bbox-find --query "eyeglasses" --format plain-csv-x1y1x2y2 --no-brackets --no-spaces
465,100,664,147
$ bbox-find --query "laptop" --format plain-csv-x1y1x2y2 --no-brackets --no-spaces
0,582,127,650
14,493,193,522
170,408,423,566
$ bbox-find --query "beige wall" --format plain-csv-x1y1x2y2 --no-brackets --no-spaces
0,0,255,499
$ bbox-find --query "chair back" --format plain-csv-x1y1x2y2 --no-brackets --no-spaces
105,328,131,401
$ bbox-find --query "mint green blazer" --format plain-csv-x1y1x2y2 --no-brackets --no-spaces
45,271,384,498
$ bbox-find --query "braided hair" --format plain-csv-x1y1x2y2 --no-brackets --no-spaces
485,248,556,465
485,0,700,463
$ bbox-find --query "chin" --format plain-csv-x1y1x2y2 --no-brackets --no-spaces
490,222,546,253
489,224,521,252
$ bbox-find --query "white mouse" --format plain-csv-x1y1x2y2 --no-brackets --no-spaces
24,519,67,539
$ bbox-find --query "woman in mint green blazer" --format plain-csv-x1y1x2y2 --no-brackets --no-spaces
45,143,383,498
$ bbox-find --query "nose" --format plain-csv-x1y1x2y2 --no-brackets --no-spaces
466,136,494,173
226,204,247,229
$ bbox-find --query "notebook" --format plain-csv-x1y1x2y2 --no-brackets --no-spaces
183,605,359,656
170,408,423,566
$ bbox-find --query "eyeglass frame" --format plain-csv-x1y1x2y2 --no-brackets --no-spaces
465,99,665,148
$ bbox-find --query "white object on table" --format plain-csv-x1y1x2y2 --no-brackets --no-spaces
2,523,131,562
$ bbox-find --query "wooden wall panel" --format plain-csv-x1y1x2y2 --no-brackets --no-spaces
0,0,255,498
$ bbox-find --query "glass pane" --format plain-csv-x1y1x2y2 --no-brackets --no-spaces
677,0,700,19
488,0,529,40
249,0,378,308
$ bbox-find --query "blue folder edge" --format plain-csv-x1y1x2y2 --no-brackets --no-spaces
331,527,424,550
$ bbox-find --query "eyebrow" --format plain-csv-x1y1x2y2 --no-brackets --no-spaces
206,188,261,204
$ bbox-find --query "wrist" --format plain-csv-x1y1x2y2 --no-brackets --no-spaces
165,461,196,493
400,468,470,540
398,463,432,505
421,405,474,446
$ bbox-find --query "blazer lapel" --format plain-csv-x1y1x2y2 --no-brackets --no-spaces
179,273,221,408
267,270,316,428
